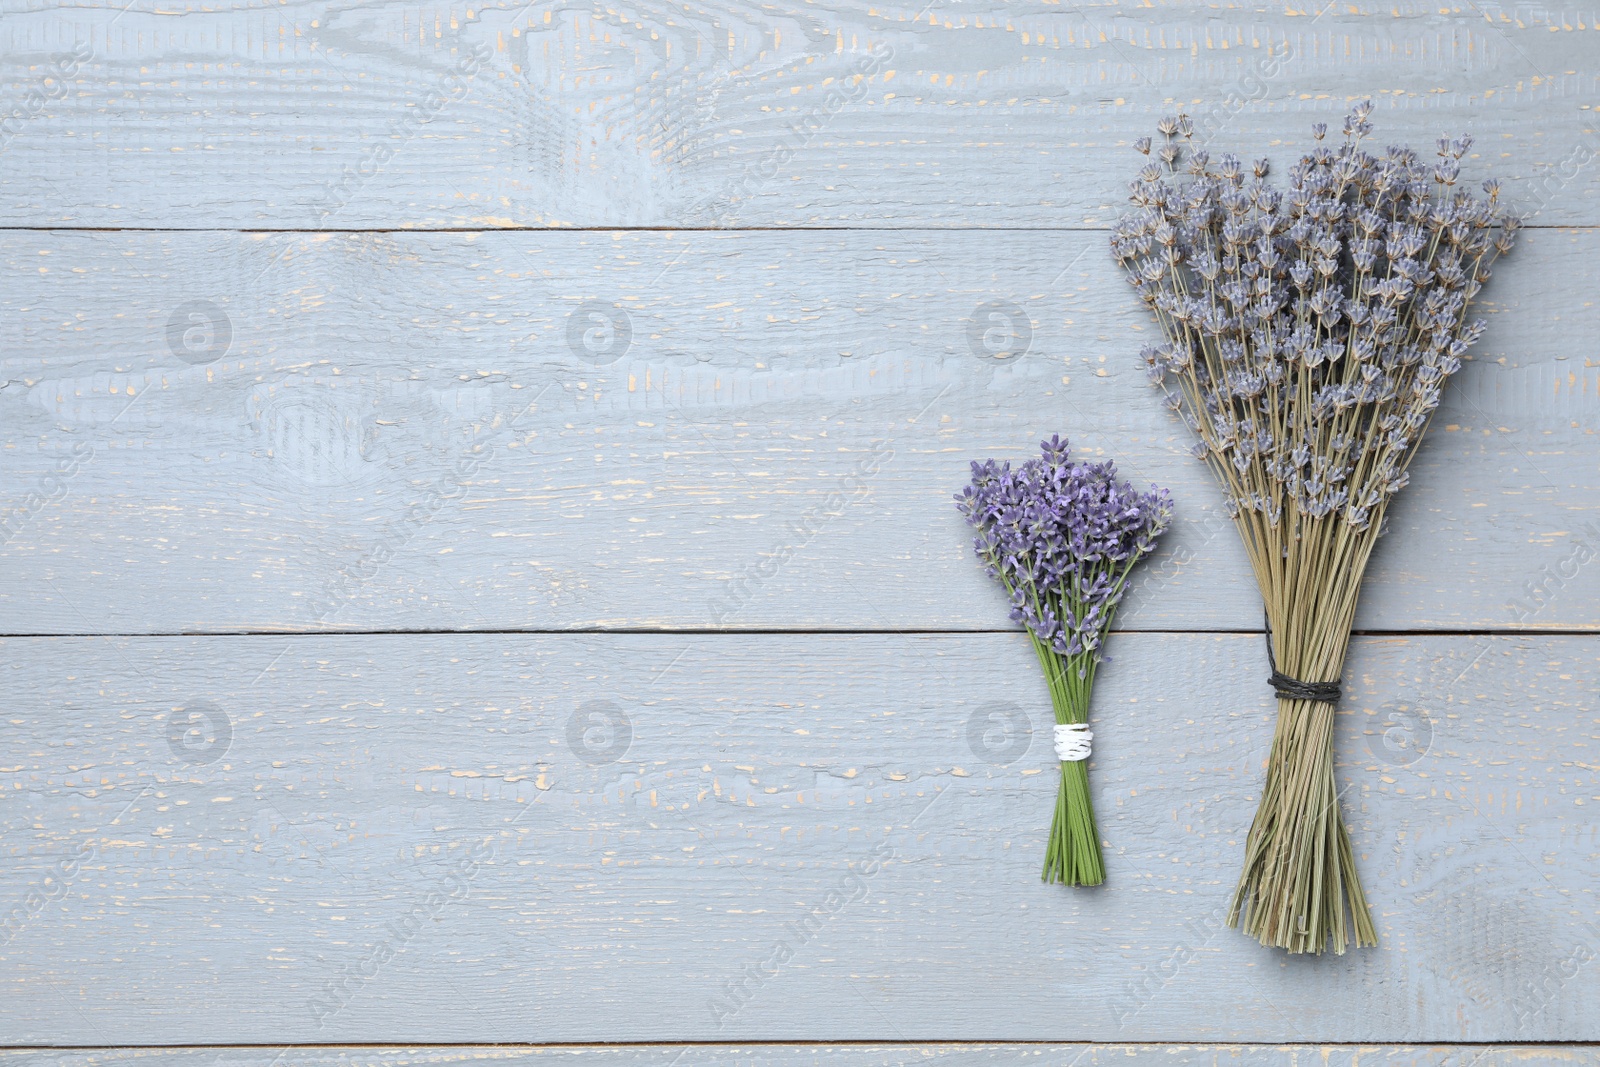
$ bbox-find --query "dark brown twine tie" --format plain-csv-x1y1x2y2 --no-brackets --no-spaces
1263,611,1342,704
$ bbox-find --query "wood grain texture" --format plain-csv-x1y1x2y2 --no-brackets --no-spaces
2,632,1596,1043
3,0,1594,1052
3,228,1595,635
1,0,1599,228
3,1048,1597,1067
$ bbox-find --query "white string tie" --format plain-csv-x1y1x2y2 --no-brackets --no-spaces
1053,723,1093,762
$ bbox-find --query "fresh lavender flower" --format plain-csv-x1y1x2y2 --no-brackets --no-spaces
1113,104,1518,955
956,436,1171,887
958,436,1170,665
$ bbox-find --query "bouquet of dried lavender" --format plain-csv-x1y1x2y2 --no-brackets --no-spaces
957,437,1171,886
1112,103,1517,952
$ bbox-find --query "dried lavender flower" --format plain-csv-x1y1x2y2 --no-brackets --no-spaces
956,436,1171,886
1112,104,1517,955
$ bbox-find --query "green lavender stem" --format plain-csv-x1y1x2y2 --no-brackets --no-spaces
1031,633,1104,887
1044,749,1104,886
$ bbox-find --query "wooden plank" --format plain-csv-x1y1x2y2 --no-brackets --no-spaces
3,228,1595,635
1,0,1598,228
1,1048,1594,1067
1,632,1596,1043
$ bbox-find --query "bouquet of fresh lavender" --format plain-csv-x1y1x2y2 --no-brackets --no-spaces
957,437,1171,886
1112,104,1517,952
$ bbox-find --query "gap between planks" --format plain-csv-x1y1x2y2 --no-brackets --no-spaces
2,627,1595,639
0,225,1586,235
12,1049,1600,1055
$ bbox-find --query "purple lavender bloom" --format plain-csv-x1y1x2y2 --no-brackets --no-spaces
955,436,1172,665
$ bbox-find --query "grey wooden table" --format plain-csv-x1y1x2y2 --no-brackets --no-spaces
2,0,1597,1062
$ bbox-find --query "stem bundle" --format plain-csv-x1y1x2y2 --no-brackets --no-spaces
1033,636,1104,885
